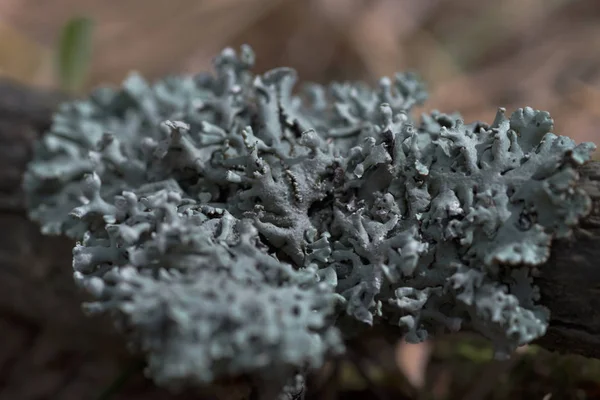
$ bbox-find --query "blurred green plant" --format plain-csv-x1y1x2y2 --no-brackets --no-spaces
55,16,94,93
454,342,494,363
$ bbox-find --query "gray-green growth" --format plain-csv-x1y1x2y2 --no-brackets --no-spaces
24,45,596,391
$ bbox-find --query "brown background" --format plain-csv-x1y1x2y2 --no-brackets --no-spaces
2,0,600,143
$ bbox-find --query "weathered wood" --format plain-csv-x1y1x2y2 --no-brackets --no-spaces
534,161,600,358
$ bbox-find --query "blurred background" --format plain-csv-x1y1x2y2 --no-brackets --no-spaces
2,0,600,399
2,0,600,144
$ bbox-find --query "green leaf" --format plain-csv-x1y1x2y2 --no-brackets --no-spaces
455,342,494,363
56,17,94,93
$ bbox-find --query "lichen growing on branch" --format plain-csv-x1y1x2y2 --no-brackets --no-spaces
23,45,596,391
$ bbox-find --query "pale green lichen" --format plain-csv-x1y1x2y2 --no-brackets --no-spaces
24,45,595,390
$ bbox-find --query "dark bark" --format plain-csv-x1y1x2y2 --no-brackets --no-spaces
1,77,600,397
533,161,600,358
0,79,112,343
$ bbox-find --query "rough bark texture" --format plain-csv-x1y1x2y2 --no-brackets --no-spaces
1,78,600,398
534,161,600,358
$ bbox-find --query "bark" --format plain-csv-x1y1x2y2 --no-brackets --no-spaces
533,161,600,358
1,78,599,397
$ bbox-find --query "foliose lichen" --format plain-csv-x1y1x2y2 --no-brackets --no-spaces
24,45,596,390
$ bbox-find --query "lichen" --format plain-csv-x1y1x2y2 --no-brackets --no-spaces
24,45,596,389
